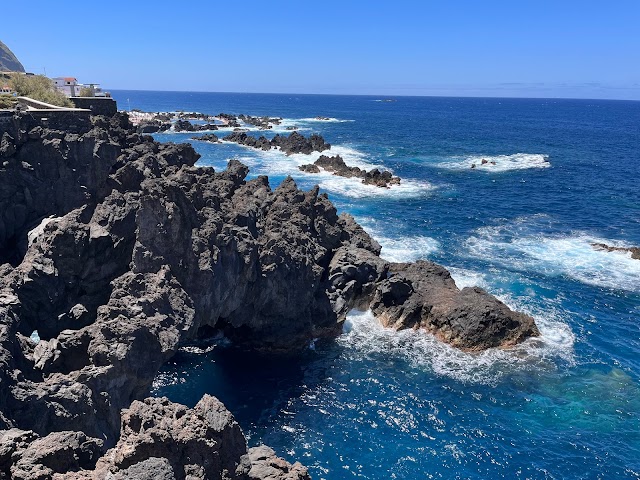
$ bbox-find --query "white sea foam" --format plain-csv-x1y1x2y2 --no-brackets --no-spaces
223,142,434,199
439,153,551,172
340,307,574,386
298,117,354,123
376,235,440,262
465,225,640,292
355,218,440,262
316,176,434,199
448,267,488,290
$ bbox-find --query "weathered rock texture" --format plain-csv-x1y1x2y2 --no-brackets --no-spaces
0,110,538,477
300,154,401,188
223,131,330,156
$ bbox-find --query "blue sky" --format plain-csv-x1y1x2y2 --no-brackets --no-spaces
4,0,640,99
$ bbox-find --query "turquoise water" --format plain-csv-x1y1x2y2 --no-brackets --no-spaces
112,91,640,479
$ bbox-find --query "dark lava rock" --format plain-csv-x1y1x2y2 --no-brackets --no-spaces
191,133,219,143
137,120,171,134
0,109,539,477
271,131,330,155
223,131,330,156
592,242,640,260
173,119,196,132
369,261,540,350
299,164,320,173
313,155,401,188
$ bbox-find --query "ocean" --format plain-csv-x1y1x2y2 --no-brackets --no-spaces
111,91,640,479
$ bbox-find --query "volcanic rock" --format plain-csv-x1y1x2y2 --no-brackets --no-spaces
309,155,401,188
0,108,540,477
369,261,540,350
591,242,640,260
191,133,219,143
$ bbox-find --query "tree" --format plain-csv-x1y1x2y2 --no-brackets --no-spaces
8,74,73,107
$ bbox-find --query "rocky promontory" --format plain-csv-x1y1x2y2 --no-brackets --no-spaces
0,109,539,477
299,154,401,188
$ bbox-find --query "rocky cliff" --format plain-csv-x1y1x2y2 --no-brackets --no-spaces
0,41,24,73
0,110,538,478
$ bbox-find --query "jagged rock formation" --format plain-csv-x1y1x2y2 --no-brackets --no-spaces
591,242,640,260
223,131,330,155
136,120,171,134
0,110,539,476
173,119,218,133
0,41,24,72
192,133,220,143
0,396,309,479
300,155,401,188
238,114,282,129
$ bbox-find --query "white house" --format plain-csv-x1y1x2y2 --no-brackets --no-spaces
53,77,108,97
0,85,14,95
53,77,81,97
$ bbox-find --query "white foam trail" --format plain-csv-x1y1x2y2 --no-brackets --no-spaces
448,267,488,290
355,218,440,262
376,236,440,262
340,305,574,386
317,176,434,199
466,226,640,292
439,153,551,172
220,143,434,199
298,117,354,123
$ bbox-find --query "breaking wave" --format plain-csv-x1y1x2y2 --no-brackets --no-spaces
439,153,551,172
465,223,640,292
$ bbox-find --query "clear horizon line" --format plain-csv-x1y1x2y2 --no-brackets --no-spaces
106,88,640,103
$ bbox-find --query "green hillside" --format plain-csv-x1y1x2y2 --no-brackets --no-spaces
0,41,25,72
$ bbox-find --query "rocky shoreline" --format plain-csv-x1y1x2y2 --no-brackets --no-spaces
0,109,539,478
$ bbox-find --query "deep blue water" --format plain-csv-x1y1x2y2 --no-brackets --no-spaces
112,91,640,479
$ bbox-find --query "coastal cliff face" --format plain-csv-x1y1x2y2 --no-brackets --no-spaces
0,41,24,72
0,111,538,478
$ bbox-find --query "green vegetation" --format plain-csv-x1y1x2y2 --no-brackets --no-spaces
8,74,72,107
0,94,17,109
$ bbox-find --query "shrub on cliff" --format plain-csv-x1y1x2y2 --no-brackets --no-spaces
0,94,17,109
9,74,72,107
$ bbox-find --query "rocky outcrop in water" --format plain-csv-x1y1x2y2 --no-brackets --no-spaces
369,262,539,350
191,133,220,143
300,155,401,188
591,242,640,260
0,110,539,476
223,131,330,156
173,119,218,133
238,114,282,129
136,120,171,134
